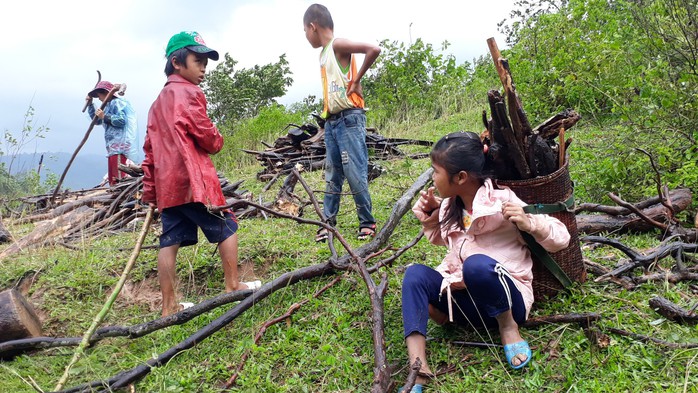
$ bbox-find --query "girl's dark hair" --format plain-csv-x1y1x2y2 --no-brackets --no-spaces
431,131,493,230
303,3,333,29
164,48,191,76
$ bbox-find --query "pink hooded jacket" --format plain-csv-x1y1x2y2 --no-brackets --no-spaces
412,179,571,318
142,74,226,211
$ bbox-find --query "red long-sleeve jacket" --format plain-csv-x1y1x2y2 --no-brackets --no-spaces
142,74,226,210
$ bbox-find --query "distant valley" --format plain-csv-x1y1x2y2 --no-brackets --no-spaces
1,152,108,190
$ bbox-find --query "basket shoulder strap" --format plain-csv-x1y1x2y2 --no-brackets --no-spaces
521,231,573,288
522,193,575,214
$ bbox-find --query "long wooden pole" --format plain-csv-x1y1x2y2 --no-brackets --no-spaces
54,206,154,391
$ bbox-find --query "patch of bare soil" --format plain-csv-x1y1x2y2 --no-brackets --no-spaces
118,276,161,313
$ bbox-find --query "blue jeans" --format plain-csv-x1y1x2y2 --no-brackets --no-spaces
401,254,527,338
323,110,375,228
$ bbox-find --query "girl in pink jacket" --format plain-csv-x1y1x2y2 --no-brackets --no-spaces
400,131,570,393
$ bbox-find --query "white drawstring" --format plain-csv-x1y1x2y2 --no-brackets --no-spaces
447,284,453,322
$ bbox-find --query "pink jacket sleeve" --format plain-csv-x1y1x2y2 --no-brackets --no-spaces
412,200,446,246
526,214,571,253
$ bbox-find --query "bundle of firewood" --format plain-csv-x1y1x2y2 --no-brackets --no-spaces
244,122,433,181
0,172,251,261
482,38,581,181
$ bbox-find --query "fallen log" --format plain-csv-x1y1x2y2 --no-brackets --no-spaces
0,206,94,261
0,217,11,244
0,289,42,345
576,188,693,235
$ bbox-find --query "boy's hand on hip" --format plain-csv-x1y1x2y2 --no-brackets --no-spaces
347,80,363,98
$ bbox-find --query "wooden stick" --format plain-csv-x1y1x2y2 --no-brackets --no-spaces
558,126,566,169
54,206,154,391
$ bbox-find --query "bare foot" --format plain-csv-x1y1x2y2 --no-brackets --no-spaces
413,367,434,385
161,305,179,318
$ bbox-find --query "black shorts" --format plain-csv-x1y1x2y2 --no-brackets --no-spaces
159,203,238,248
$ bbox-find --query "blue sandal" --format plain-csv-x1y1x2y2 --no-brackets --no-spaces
503,340,532,369
398,383,423,393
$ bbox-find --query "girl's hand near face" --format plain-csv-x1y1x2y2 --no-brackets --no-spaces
502,201,533,232
418,186,442,215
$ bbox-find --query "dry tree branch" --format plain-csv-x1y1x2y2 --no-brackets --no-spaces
368,231,424,273
582,236,698,280
398,357,422,393
607,193,669,231
635,148,675,215
608,327,698,349
56,262,337,393
0,288,258,358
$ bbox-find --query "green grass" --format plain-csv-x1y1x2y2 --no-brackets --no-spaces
1,111,697,392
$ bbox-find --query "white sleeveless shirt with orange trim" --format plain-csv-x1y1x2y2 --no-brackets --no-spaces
320,38,365,118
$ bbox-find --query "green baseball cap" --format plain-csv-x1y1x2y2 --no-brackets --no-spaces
165,31,219,60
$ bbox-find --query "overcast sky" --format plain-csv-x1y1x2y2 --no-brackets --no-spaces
0,0,516,160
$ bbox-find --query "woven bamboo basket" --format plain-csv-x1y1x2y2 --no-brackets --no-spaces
496,159,586,302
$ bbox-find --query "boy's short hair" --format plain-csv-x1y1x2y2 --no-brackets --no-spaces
303,3,333,29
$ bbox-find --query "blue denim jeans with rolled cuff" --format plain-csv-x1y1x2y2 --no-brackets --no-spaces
322,109,376,228
401,254,527,338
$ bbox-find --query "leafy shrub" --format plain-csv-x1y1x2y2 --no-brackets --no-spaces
363,39,472,128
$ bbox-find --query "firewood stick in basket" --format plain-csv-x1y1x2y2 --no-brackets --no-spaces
559,126,566,168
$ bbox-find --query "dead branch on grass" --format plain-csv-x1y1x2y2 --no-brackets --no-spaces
649,296,698,324
608,327,698,349
581,236,698,283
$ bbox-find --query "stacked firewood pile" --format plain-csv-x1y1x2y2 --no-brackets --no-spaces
0,170,251,261
482,39,581,180
244,121,433,181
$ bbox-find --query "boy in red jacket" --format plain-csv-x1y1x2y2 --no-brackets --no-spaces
142,31,260,317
